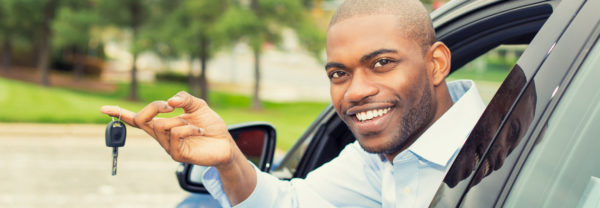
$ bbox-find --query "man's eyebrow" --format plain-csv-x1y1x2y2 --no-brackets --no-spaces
360,49,398,64
325,62,346,71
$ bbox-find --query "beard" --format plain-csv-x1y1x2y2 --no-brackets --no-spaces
361,86,434,155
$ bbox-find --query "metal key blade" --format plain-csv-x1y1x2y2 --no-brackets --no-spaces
112,147,118,176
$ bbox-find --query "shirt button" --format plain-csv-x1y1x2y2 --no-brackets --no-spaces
403,187,411,194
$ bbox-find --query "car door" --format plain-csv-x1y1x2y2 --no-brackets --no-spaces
502,21,600,208
431,0,600,206
271,0,561,181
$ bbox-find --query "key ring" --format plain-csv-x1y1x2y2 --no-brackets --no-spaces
112,106,122,122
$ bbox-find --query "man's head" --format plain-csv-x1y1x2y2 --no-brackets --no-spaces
325,0,453,157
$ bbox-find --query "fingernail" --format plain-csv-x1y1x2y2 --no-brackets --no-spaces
100,106,112,113
178,118,189,125
169,95,183,102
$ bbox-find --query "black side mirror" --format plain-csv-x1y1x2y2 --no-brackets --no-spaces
176,122,276,193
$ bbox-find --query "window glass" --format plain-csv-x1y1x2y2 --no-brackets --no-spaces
271,132,313,179
504,38,600,207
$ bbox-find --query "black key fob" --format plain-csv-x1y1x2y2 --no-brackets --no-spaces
106,120,127,147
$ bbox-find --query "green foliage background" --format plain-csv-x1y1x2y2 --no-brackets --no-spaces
0,77,328,150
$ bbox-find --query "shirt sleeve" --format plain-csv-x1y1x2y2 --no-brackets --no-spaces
202,141,381,207
202,162,335,208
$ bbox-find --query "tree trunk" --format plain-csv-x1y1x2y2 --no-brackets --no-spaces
128,53,138,101
37,0,58,87
74,48,85,82
199,38,209,103
128,1,142,101
252,49,262,110
37,35,51,86
188,55,199,97
2,39,11,73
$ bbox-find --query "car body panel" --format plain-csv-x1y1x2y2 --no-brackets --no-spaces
433,0,600,206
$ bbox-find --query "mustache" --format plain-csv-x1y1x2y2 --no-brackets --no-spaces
343,98,400,114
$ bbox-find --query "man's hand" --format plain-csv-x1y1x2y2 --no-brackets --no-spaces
100,91,256,205
100,91,235,167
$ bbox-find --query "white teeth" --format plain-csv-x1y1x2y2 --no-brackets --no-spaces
355,107,391,122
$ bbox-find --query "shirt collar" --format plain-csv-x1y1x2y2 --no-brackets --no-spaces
402,80,485,167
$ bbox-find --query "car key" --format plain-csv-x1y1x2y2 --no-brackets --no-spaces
106,120,126,176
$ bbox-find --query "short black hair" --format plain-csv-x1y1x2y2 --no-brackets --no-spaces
329,0,436,53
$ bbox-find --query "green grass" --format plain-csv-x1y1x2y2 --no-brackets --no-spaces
0,77,328,150
447,66,511,83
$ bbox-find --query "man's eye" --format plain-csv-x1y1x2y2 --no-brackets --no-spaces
374,59,391,68
329,71,346,79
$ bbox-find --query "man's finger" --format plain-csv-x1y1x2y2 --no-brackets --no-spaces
100,105,138,128
133,101,174,130
153,117,189,133
150,117,189,151
169,125,205,162
167,91,207,114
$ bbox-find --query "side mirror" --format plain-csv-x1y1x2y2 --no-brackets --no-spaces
176,122,276,193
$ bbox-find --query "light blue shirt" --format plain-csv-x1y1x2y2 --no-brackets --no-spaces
203,80,485,207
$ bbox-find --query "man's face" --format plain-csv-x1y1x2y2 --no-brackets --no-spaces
325,15,436,154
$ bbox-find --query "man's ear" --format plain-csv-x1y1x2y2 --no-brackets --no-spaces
427,42,451,86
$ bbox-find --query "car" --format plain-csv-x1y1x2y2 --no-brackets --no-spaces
175,0,600,207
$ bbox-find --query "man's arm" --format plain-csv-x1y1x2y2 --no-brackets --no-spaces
202,141,381,208
100,91,255,205
213,146,256,204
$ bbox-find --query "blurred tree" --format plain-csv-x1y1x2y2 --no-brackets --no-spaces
0,1,23,73
149,0,229,103
52,0,99,81
97,0,155,101
0,0,34,73
296,16,327,63
36,0,60,86
0,0,61,85
213,0,324,110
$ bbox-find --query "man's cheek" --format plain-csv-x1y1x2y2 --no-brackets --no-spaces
330,89,345,109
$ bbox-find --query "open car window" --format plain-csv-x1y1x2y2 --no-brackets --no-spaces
447,44,526,104
274,0,558,181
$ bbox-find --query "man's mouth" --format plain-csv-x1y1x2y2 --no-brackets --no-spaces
345,104,395,135
354,107,392,122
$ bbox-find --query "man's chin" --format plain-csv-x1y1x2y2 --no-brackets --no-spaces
357,138,404,155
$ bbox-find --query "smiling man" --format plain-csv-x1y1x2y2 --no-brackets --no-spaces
101,0,484,207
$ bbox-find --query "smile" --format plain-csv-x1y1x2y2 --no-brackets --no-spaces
355,107,392,122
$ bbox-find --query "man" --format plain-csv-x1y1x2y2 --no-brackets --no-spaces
101,0,485,207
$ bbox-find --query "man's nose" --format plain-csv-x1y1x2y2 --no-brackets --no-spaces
344,69,378,103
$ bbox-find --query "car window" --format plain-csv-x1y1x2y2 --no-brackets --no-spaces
271,129,313,178
447,45,526,104
503,37,600,207
271,108,337,179
274,43,528,180
275,43,530,180
276,0,554,183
